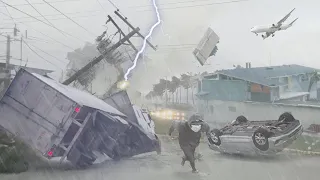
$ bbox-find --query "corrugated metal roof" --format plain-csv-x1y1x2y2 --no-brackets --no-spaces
11,66,53,75
213,64,318,86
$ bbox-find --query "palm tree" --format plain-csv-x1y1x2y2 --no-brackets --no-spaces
180,73,192,104
159,78,170,104
171,76,180,104
153,82,166,98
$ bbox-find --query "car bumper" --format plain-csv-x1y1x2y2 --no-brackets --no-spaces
266,124,303,153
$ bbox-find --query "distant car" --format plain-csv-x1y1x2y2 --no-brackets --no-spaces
207,112,303,156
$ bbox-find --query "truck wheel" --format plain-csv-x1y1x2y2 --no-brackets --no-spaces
278,112,295,122
252,128,269,151
75,154,96,169
236,115,248,124
208,129,222,146
106,148,121,161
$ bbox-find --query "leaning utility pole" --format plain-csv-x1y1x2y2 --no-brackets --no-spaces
63,10,158,86
4,35,11,89
114,10,157,51
107,15,138,53
62,27,140,85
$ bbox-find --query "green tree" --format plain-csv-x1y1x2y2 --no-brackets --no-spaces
180,73,192,104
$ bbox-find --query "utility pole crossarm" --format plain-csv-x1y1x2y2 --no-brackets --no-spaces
62,27,140,85
114,11,157,51
107,15,138,53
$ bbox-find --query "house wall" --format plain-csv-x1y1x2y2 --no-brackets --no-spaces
250,83,271,102
197,99,320,130
272,74,319,100
199,79,247,101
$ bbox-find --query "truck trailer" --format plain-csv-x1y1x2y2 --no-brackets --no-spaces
0,68,161,168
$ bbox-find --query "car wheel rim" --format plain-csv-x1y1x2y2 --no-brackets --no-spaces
255,133,266,145
210,133,219,143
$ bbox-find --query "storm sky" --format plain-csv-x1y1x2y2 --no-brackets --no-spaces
0,0,319,92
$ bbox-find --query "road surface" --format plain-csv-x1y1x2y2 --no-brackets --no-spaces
1,137,319,180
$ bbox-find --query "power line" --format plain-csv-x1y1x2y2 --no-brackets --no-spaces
25,0,67,37
106,0,120,10
0,0,81,7
0,12,88,58
96,0,107,13
22,39,62,69
106,0,127,18
1,9,102,21
1,12,102,25
0,1,87,43
29,43,68,64
133,0,217,8
42,0,97,37
2,2,16,24
137,0,251,12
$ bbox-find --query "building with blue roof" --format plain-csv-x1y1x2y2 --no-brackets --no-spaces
196,63,319,102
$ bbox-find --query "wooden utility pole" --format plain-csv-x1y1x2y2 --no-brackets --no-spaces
20,36,23,66
114,11,157,51
4,35,11,89
107,15,138,53
62,27,140,85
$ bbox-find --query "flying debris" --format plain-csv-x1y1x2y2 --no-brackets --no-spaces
250,8,298,39
193,27,220,66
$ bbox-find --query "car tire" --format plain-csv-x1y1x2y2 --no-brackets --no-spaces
252,128,270,151
236,115,248,124
208,129,222,146
278,112,295,122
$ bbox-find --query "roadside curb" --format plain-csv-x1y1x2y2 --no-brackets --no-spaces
283,148,320,156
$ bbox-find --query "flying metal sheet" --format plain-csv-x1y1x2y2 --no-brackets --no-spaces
193,28,219,66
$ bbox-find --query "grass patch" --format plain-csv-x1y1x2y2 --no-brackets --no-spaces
0,130,42,173
288,134,320,152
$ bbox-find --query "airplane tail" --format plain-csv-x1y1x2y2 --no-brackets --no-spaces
289,18,298,26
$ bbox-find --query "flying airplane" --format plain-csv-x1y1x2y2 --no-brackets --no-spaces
250,8,298,39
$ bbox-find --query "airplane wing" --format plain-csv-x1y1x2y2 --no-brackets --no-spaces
275,8,295,26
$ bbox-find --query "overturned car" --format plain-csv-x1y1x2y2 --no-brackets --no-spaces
207,112,303,156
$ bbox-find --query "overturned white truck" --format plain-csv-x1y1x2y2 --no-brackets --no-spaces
0,68,161,168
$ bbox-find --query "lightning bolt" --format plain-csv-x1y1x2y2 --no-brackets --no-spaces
124,0,161,81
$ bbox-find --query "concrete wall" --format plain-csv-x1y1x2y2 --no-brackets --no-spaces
198,99,320,129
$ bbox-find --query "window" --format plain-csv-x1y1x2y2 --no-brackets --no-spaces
228,106,236,112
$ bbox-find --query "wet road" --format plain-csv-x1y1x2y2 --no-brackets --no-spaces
1,137,320,180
